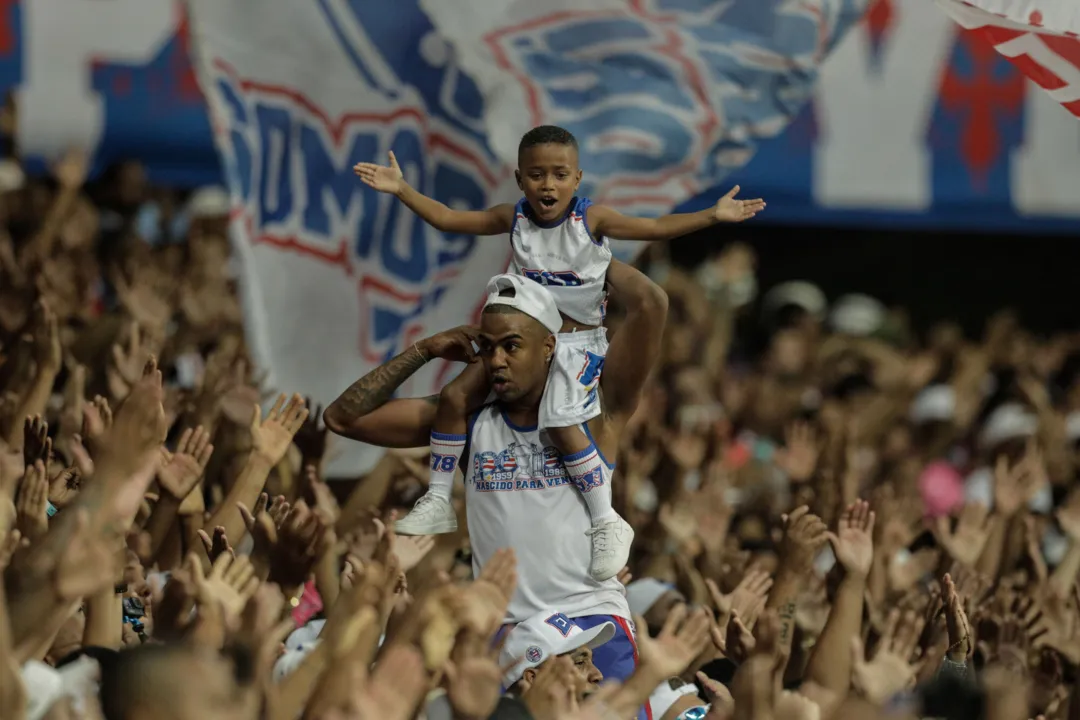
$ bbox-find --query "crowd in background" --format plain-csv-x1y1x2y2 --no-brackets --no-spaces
4,135,1080,720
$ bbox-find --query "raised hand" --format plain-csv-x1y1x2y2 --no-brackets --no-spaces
52,509,125,601
1055,490,1080,541
394,534,435,574
15,460,49,540
940,574,973,661
22,414,50,466
707,570,772,628
636,605,713,680
353,151,405,195
188,551,261,624
888,548,940,594
269,500,331,588
157,425,214,500
851,609,925,705
932,502,996,568
713,185,765,223
250,393,309,465
444,632,507,720
419,326,480,364
774,421,819,483
827,499,876,578
725,611,757,664
197,526,235,563
293,397,329,467
993,441,1047,517
778,506,828,568
30,300,62,373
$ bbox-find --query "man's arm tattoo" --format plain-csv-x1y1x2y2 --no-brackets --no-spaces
329,347,429,421
778,601,796,644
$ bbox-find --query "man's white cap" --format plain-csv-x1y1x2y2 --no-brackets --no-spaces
483,274,563,336
499,610,615,686
979,402,1038,449
1066,411,1080,444
909,385,955,424
829,294,886,337
762,281,827,322
625,578,677,616
186,185,230,219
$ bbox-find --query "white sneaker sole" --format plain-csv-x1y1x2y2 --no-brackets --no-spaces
589,528,634,581
394,518,458,536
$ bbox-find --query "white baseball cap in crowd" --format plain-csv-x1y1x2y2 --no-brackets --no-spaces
499,610,616,686
625,578,679,616
909,384,956,424
483,274,563,336
979,402,1038,449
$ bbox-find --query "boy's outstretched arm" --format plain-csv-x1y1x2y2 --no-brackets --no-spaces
588,185,765,242
355,151,514,235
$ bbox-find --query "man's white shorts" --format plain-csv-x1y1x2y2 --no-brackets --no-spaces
539,327,609,429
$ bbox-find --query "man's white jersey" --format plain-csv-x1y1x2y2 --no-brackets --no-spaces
464,403,629,623
508,197,611,327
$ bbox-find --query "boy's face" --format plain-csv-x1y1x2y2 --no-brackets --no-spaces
515,143,582,222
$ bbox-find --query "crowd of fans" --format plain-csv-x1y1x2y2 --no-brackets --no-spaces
2,146,1080,720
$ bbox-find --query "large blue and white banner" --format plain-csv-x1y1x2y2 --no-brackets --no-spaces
180,0,867,472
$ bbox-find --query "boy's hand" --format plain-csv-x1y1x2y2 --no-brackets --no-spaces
714,185,765,222
354,151,406,195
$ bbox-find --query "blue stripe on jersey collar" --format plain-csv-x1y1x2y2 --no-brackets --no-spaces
500,408,538,433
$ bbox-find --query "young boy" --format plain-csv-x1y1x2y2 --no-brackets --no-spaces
353,125,763,580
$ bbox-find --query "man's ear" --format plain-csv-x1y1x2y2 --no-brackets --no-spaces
573,168,582,192
545,335,556,364
520,666,537,688
515,169,523,191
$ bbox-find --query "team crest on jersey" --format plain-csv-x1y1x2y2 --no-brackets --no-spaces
525,645,543,663
471,441,570,492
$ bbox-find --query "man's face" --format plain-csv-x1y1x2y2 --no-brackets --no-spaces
566,646,603,698
515,143,582,223
478,311,554,404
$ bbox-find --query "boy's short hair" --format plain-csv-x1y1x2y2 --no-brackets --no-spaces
518,125,578,158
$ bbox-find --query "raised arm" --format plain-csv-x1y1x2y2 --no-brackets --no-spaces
597,259,668,427
354,151,514,235
588,185,764,241
323,326,479,448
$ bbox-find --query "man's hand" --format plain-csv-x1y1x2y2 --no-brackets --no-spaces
636,605,713,680
713,185,765,223
850,609,925,705
707,570,772,628
353,151,406,195
293,398,329,466
932,503,996,568
778,506,828,569
157,426,213,500
15,461,49,541
250,393,309,465
22,415,49,466
827,499,875,578
774,421,819,483
993,441,1046,517
418,326,479,364
941,574,972,661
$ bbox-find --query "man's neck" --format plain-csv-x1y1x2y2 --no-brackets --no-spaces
501,387,544,429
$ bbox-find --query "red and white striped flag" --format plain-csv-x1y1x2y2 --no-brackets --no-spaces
935,0,1080,117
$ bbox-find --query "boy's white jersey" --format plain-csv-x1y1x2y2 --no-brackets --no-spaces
507,196,611,327
464,403,629,623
